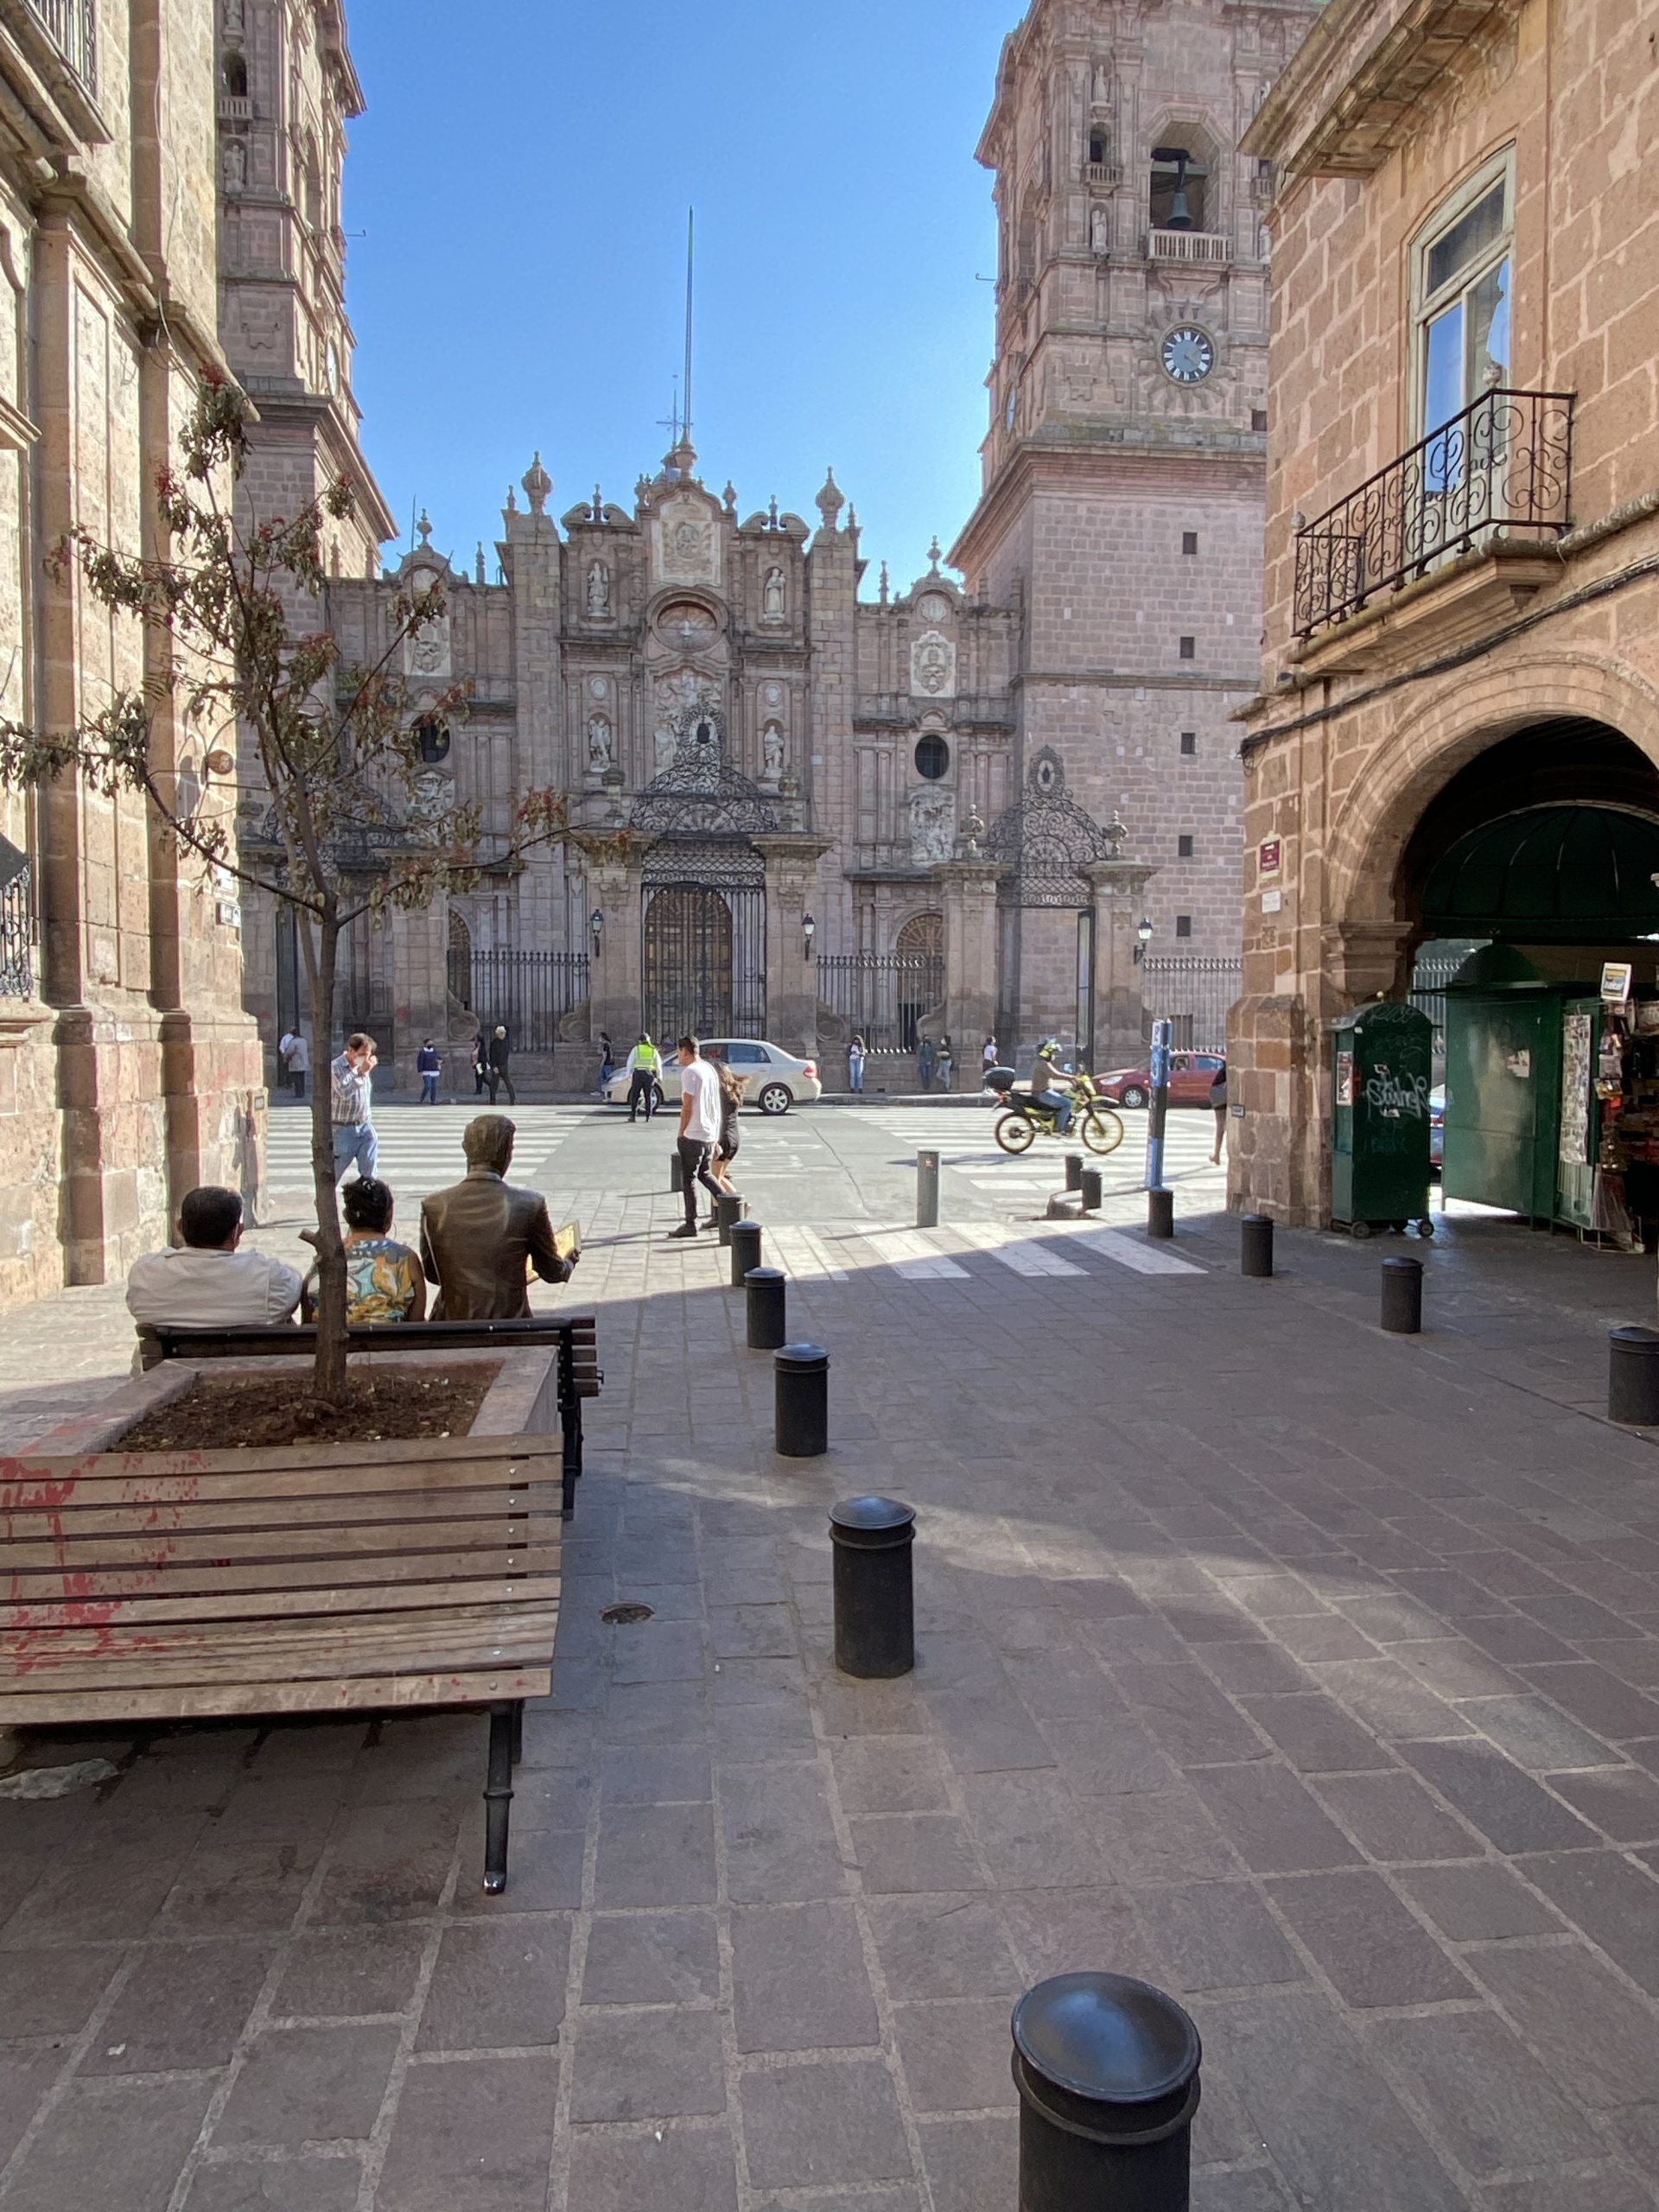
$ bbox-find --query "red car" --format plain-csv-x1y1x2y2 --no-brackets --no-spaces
1095,1051,1224,1109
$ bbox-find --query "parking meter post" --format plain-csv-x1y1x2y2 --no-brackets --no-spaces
1146,1018,1173,1196
1381,1255,1423,1335
730,1220,763,1288
916,1150,940,1230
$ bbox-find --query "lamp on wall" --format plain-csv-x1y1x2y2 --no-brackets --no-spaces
588,908,604,949
802,912,817,959
1134,916,1154,965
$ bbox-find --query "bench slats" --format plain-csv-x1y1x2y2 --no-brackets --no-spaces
3,1432,555,1484
0,1664,554,1726
3,1611,560,1691
1,1485,547,1540
1,1448,561,1512
2,1520,558,1573
3,1560,559,1619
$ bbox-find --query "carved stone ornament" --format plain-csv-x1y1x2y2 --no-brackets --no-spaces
986,749,1119,908
917,592,951,624
910,629,957,701
763,566,787,620
657,493,720,586
587,715,613,774
761,723,785,780
588,676,608,700
909,785,956,864
407,769,451,836
404,566,451,679
586,560,611,616
655,601,720,657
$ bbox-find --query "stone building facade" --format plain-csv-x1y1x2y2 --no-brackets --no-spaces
0,0,265,1312
951,0,1323,1046
1234,0,1659,1224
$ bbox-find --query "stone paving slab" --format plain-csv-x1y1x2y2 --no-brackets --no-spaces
5,1113,1659,2207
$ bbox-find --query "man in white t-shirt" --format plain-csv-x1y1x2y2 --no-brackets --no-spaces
669,1036,724,1240
127,1186,303,1339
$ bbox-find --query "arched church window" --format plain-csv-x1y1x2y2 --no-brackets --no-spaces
914,734,950,782
896,911,944,964
223,51,248,97
414,717,450,764
1088,130,1109,168
1150,143,1208,233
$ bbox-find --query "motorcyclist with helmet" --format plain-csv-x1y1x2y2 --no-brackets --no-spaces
1028,1039,1077,1135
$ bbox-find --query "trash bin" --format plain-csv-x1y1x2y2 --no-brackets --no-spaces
1331,1001,1435,1239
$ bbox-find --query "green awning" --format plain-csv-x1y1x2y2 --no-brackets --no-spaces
1421,804,1659,943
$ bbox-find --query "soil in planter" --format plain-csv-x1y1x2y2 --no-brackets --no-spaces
112,1369,496,1452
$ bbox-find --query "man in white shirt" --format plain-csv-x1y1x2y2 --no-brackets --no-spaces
127,1187,304,1335
283,1028,309,1100
669,1036,724,1240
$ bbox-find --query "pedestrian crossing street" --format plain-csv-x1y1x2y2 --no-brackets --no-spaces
263,1103,575,1202
767,1217,1205,1286
857,1106,1223,1202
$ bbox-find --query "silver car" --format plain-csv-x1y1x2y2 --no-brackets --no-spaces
604,1039,823,1117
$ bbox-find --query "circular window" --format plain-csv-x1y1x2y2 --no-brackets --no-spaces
914,734,950,781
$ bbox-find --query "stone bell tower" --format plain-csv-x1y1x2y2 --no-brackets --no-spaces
951,0,1320,1012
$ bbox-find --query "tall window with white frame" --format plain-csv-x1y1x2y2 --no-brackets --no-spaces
1413,156,1513,455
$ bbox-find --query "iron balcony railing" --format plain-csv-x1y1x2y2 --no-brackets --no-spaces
1,842,35,1000
23,0,97,88
1147,227,1230,264
1294,387,1575,639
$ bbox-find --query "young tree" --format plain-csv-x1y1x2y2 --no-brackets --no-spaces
0,376,565,1397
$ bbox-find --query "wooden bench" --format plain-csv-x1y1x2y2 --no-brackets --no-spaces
0,1429,562,1891
136,1316,601,1520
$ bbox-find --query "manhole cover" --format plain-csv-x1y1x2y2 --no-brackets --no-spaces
601,1602,655,1625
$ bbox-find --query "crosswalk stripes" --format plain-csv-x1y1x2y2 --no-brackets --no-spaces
858,1230,971,1281
263,1106,571,1201
946,1221,1087,1277
772,1217,1205,1289
768,1227,851,1282
1063,1226,1206,1277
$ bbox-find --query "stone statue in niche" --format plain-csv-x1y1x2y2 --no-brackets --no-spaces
761,723,785,780
654,721,678,777
587,715,613,774
222,140,246,190
586,560,611,617
1090,204,1110,254
405,572,451,678
225,0,245,28
763,566,786,620
910,786,955,864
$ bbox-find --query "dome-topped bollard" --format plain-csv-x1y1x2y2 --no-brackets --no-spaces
1013,1972,1202,2211
830,1497,916,1678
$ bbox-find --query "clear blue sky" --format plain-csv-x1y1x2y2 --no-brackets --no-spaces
344,2,1018,592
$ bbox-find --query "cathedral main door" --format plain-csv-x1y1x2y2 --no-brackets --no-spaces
642,878,766,1042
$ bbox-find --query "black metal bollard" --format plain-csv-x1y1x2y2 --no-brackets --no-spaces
730,1219,762,1288
671,1152,684,1192
1147,1187,1174,1239
716,1191,746,1248
1241,1213,1274,1278
1609,1325,1659,1424
1079,1167,1103,1212
1013,1971,1202,2212
775,1344,829,1458
746,1266,786,1351
830,1497,916,1678
1381,1255,1423,1335
1065,1154,1084,1192
917,1149,940,1230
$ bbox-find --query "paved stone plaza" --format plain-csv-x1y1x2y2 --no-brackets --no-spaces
4,1103,1659,2209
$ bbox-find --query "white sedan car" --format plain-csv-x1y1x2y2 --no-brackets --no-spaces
603,1039,822,1116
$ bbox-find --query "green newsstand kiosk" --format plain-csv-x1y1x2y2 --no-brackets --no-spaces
1331,1001,1435,1237
1440,945,1581,1227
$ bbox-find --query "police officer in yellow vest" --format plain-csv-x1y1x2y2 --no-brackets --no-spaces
626,1034,663,1123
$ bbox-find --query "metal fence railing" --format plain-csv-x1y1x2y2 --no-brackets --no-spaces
818,952,944,1053
24,0,97,88
0,842,33,1000
1140,955,1240,1053
462,948,590,1053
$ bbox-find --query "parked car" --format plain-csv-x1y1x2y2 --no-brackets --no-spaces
602,1039,822,1116
1094,1051,1225,1109
1429,1084,1445,1172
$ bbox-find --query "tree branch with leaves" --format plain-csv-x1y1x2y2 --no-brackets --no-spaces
0,375,568,1397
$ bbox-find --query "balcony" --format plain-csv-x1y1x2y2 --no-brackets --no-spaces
219,95,253,123
22,0,96,89
1146,228,1230,265
1084,161,1122,190
1293,388,1575,641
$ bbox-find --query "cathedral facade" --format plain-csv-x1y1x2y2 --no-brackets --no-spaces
233,0,1322,1095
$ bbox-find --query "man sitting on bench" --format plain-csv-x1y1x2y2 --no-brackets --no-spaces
419,1115,571,1320
127,1186,304,1333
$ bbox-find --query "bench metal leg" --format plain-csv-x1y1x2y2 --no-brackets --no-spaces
483,1700,518,1894
559,1337,583,1522
511,1701,524,1766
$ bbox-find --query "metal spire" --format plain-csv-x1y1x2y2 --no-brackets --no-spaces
683,207,696,448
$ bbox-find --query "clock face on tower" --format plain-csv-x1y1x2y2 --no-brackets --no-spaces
1160,326,1215,385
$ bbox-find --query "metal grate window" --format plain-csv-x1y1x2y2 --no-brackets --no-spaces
1,838,35,1000
24,0,98,90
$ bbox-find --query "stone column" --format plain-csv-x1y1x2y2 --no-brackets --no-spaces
573,831,651,1048
389,893,451,1095
1082,858,1159,1068
753,834,833,1056
932,857,1006,1062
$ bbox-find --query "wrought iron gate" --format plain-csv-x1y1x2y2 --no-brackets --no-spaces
464,949,590,1051
817,954,944,1052
642,856,766,1042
